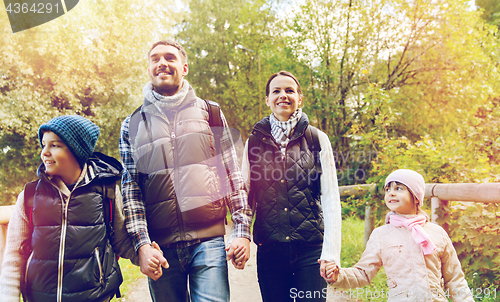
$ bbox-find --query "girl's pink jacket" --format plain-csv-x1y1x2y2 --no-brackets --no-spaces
333,213,474,302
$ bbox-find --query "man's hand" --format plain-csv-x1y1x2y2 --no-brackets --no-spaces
138,242,169,281
318,259,339,283
225,237,250,270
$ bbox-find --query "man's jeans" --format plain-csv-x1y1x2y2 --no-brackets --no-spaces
148,237,229,302
257,242,327,302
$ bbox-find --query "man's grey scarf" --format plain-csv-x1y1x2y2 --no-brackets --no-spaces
143,79,190,116
270,108,302,155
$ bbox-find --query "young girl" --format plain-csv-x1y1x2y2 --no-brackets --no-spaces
326,169,474,301
242,71,342,301
0,115,139,302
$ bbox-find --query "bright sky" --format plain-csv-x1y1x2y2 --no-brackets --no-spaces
468,0,476,10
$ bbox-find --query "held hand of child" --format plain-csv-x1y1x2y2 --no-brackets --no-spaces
225,238,250,270
318,259,340,283
233,245,246,264
151,241,169,270
138,242,168,281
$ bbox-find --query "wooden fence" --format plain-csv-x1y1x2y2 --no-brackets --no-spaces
0,183,499,273
338,183,500,246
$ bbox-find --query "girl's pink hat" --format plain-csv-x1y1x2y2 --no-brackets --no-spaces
385,169,425,205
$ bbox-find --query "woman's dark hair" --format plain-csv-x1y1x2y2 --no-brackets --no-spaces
265,71,302,97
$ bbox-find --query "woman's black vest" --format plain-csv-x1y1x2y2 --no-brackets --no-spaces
24,155,122,302
248,114,324,245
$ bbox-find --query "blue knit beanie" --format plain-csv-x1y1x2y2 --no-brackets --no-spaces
38,115,100,167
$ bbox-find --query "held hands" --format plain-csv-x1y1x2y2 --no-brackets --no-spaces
318,259,340,283
138,241,169,281
225,238,250,270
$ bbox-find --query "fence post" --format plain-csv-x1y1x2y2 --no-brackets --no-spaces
431,196,440,223
364,204,374,248
431,196,449,232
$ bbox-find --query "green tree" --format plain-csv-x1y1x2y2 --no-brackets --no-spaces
0,0,181,205
284,0,499,185
476,0,500,28
175,0,305,140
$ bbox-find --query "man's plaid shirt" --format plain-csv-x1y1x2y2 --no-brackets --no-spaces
119,102,252,252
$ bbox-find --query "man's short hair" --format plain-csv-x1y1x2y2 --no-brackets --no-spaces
148,39,188,64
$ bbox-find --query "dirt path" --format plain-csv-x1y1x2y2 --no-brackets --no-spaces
120,224,356,302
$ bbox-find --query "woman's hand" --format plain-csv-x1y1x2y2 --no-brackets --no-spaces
318,259,339,283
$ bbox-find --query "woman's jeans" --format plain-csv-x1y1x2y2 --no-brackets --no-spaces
257,242,327,302
148,237,229,302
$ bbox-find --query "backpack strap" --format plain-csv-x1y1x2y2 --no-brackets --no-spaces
20,180,38,300
102,182,116,241
304,125,322,174
204,99,234,218
101,181,122,298
21,180,38,257
204,99,223,155
304,126,322,195
246,134,261,211
128,104,145,143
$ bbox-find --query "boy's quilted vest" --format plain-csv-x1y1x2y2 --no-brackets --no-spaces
25,177,121,302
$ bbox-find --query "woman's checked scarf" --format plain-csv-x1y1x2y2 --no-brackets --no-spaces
270,108,302,155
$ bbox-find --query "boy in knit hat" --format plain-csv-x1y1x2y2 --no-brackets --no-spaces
0,115,140,302
323,169,474,301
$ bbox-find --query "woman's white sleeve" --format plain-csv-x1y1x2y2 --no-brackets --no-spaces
241,139,251,192
318,131,342,267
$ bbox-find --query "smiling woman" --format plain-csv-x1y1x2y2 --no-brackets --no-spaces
242,70,343,302
265,74,303,122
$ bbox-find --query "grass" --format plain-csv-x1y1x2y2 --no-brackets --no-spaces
337,216,389,302
112,258,144,301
